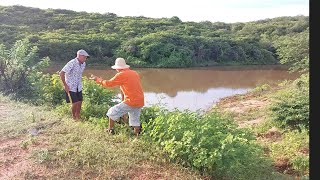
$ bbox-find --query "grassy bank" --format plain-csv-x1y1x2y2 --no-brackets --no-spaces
214,83,309,179
0,80,309,179
0,94,205,179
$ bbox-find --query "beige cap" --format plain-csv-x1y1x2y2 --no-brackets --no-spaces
77,49,89,56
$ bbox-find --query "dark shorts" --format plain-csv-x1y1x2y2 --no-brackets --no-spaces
65,91,83,103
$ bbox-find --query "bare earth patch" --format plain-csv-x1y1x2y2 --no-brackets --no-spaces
217,96,270,128
223,99,269,114
216,93,302,177
128,160,210,180
0,103,54,180
0,135,56,180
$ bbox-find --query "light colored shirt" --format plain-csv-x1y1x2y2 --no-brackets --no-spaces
95,69,144,107
61,58,86,92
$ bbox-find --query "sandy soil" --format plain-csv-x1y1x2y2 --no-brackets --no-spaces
0,103,53,179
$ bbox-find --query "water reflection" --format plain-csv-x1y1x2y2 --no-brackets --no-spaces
145,88,250,112
45,65,299,111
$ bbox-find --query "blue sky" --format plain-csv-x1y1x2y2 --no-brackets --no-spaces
0,0,309,23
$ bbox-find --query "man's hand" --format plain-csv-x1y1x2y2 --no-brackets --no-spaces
89,74,97,81
90,74,103,84
59,71,69,92
64,85,70,92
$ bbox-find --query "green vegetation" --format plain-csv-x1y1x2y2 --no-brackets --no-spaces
144,109,275,179
0,5,309,179
0,5,308,67
0,39,49,99
270,74,309,131
0,95,204,179
274,30,309,73
269,129,309,176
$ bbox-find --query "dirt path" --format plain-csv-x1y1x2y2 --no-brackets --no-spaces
0,103,53,179
216,92,271,127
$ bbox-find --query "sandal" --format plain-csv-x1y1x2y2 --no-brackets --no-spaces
106,128,115,135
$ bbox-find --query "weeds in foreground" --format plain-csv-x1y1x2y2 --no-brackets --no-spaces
0,94,205,179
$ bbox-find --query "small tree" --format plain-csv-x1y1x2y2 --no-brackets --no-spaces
270,29,309,132
0,39,50,97
274,30,309,73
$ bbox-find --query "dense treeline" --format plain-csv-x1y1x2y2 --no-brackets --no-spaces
0,5,308,67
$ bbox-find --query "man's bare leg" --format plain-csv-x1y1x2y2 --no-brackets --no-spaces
109,118,115,130
106,118,116,134
71,101,82,120
71,103,77,120
75,101,82,120
133,126,141,136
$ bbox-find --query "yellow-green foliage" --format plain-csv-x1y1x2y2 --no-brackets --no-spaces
269,74,309,131
0,94,204,179
269,129,309,176
0,39,50,99
42,74,65,105
144,109,276,179
252,83,271,93
268,74,309,176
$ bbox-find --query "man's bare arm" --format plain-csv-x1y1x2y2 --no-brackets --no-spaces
59,71,69,92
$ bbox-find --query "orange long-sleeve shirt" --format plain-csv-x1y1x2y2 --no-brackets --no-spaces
95,69,144,107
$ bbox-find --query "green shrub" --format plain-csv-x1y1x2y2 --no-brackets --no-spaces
32,73,66,106
269,129,309,176
291,155,309,176
140,105,162,124
270,74,309,131
0,39,50,100
143,109,275,179
251,83,271,93
43,74,65,105
81,77,117,119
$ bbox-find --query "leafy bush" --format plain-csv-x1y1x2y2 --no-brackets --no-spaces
80,77,118,119
143,109,275,179
25,73,65,106
43,74,66,105
270,74,309,131
82,77,117,106
274,30,309,73
0,39,50,99
140,105,162,125
251,83,271,93
0,39,67,106
269,129,309,176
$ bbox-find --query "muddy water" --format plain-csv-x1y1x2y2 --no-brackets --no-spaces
45,65,299,112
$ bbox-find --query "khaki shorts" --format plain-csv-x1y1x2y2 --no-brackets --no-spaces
106,102,142,127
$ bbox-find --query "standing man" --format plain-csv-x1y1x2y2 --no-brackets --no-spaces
59,49,89,120
90,57,144,136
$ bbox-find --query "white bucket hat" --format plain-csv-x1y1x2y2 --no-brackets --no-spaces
111,58,130,69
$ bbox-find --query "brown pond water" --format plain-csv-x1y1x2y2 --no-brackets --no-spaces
45,65,299,112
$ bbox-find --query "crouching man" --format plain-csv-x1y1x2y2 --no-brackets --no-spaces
90,58,144,136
